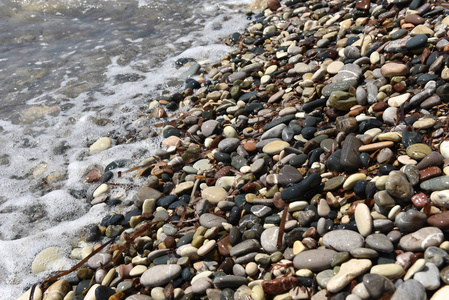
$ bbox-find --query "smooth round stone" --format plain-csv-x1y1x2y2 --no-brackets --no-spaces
414,262,440,290
327,61,344,74
251,205,272,218
251,158,265,173
417,152,444,170
322,230,364,252
424,246,449,267
199,213,226,229
201,120,219,137
293,249,337,272
193,159,212,171
399,227,444,251
197,240,216,257
395,209,427,233
327,259,372,293
230,239,260,257
431,285,449,300
381,63,407,77
213,275,248,289
374,190,396,209
354,203,372,237
327,91,357,110
413,118,436,130
324,176,346,191
278,165,302,186
89,137,112,154
363,274,395,299
316,269,334,288
320,139,337,153
388,93,410,107
350,248,378,259
401,165,420,186
260,227,285,253
262,141,290,155
421,176,449,191
440,141,449,159
385,171,414,202
383,107,398,125
173,181,194,194
87,253,111,269
140,264,181,287
391,28,408,40
191,277,214,294
391,279,426,300
129,265,147,277
218,138,241,153
406,143,432,160
201,186,228,204
406,34,428,49
343,173,366,190
370,264,404,279
31,247,64,274
427,211,449,230
366,233,394,253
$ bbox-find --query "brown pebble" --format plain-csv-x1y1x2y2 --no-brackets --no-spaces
243,141,257,152
273,192,286,210
262,277,298,295
419,166,442,181
215,166,233,179
355,0,370,10
85,168,103,183
372,101,388,112
217,236,231,256
267,0,281,11
359,141,394,152
118,263,133,279
109,291,127,300
404,14,425,25
411,192,429,209
427,211,449,230
151,107,167,118
164,236,175,248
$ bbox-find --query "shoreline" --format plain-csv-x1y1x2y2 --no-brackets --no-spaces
19,0,449,299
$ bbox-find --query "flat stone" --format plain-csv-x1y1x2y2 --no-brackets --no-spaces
413,118,436,130
340,134,362,171
293,249,337,272
278,165,303,186
431,286,449,300
89,137,112,155
381,63,407,77
391,280,426,300
262,140,290,155
213,275,248,289
327,61,344,74
260,227,285,253
32,247,64,274
359,141,394,152
201,186,228,204
199,213,227,229
417,152,444,170
322,230,364,252
343,173,366,190
370,264,404,279
362,273,395,299
414,262,440,290
173,181,194,194
326,259,372,293
385,171,414,202
354,203,372,237
230,239,260,257
421,176,449,191
424,246,449,268
406,34,428,49
399,227,444,251
427,211,449,230
365,233,394,253
201,120,219,137
140,264,182,287
218,138,241,153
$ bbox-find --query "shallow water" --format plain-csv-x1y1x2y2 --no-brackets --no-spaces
0,0,252,297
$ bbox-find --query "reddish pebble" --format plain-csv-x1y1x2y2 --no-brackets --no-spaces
150,107,167,118
372,101,388,112
262,277,298,295
427,211,449,230
118,263,133,279
243,141,257,152
411,192,429,209
85,168,103,183
419,166,442,181
393,83,406,93
404,14,425,25
355,0,370,10
267,0,281,11
216,236,231,256
164,236,175,248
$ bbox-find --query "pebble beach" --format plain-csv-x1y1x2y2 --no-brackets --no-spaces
14,0,449,299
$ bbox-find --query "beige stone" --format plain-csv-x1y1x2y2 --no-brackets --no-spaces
410,25,434,36
327,259,372,293
370,263,405,279
89,137,112,154
354,203,372,237
381,63,407,77
201,186,228,204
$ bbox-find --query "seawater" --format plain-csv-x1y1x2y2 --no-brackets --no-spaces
0,0,252,297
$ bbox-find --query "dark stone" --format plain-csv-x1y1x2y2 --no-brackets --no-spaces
354,180,367,198
157,195,178,208
263,115,296,131
105,159,128,172
327,149,345,172
402,131,422,148
281,173,322,202
340,134,362,171
214,152,231,163
95,286,116,300
100,214,124,227
302,97,327,113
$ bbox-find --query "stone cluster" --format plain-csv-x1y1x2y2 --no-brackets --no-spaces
20,0,449,299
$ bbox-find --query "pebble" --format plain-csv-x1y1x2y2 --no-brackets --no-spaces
391,280,426,300
322,230,364,252
399,227,444,251
326,259,372,293
140,264,182,287
89,137,112,154
201,186,228,204
414,262,441,290
293,249,337,272
354,203,372,237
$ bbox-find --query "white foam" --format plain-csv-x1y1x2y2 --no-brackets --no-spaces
0,0,251,297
